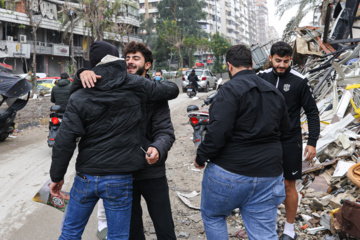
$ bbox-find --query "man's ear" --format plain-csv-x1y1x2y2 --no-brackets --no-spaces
145,62,151,71
269,55,272,61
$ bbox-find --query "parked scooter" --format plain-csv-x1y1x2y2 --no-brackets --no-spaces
0,72,32,142
186,83,197,98
187,78,222,147
48,105,63,147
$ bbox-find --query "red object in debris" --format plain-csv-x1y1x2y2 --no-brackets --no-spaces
0,63,13,71
301,223,309,230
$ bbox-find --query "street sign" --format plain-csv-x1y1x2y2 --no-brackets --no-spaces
207,55,213,64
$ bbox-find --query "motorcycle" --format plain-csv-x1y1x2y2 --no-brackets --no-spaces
187,78,222,147
48,105,63,147
0,72,32,142
186,83,197,98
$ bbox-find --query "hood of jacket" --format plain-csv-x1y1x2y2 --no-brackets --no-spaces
57,79,71,87
92,58,128,91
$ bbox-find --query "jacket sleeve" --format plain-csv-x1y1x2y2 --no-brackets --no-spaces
140,77,179,101
50,90,55,103
196,85,238,166
149,101,175,165
300,78,320,147
69,68,88,95
50,97,86,182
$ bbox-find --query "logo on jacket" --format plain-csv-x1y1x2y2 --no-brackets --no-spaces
283,84,290,92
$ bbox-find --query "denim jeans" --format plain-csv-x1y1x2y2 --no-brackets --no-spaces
201,163,285,240
59,173,133,240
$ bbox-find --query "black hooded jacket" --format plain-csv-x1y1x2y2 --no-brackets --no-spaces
258,67,320,147
50,60,179,182
51,78,72,112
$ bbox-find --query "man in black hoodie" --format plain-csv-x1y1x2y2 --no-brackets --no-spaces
50,72,72,113
77,41,177,240
49,41,179,240
258,41,320,240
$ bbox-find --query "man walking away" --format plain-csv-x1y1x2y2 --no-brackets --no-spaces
195,44,290,240
50,72,71,113
258,41,320,240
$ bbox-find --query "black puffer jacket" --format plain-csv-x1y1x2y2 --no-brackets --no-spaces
51,79,72,112
50,60,179,182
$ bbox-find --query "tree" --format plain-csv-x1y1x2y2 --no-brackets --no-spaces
275,0,336,38
139,15,156,50
157,20,184,69
156,0,206,37
23,0,43,97
59,0,84,75
209,32,230,73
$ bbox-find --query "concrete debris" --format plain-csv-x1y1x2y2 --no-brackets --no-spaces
247,1,360,239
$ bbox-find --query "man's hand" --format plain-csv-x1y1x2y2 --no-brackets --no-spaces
304,145,316,161
49,180,64,198
79,70,101,88
146,147,159,164
194,157,205,169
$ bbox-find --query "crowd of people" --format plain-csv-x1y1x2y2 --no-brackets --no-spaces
48,40,319,240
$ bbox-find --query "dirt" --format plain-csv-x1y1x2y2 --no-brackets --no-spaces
0,89,336,240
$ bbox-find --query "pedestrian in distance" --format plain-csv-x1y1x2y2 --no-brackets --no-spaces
78,41,177,240
258,41,320,240
49,41,179,240
50,72,72,113
188,69,199,91
153,69,165,82
195,44,290,240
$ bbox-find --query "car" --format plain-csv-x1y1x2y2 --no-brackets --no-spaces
182,69,217,92
37,77,74,89
16,73,47,80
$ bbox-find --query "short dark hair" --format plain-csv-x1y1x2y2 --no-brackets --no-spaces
156,69,162,75
225,44,252,68
60,72,69,79
123,41,153,65
270,41,292,57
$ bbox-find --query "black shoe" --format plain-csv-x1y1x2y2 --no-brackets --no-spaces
279,233,297,240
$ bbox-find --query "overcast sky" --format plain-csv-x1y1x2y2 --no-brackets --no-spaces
267,0,313,37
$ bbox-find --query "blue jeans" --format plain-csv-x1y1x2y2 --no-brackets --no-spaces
59,173,133,240
201,163,285,240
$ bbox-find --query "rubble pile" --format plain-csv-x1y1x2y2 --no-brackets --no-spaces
268,1,360,239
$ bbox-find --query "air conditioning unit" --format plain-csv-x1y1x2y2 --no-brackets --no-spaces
7,36,13,41
19,35,27,43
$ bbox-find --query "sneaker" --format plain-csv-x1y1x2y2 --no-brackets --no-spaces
279,233,297,240
97,227,108,240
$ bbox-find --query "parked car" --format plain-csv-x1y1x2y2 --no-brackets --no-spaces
37,77,74,90
182,69,217,92
16,73,47,80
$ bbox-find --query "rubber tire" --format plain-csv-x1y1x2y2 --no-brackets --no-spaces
183,88,187,93
204,83,209,93
0,133,9,142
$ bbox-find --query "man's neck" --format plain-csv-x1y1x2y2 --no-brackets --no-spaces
231,67,252,76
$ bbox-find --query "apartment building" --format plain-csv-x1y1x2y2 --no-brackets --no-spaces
0,0,141,76
138,0,264,46
253,0,269,44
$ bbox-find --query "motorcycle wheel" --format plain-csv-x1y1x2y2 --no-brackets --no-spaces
194,131,206,147
0,133,9,142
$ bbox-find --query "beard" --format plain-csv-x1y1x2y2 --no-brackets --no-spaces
228,70,233,79
270,62,288,77
135,66,146,76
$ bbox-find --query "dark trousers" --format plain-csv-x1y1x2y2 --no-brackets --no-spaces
129,176,177,240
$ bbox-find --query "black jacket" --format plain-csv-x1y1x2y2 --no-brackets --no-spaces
51,78,72,112
50,60,179,182
188,73,199,86
258,68,320,147
196,70,290,177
